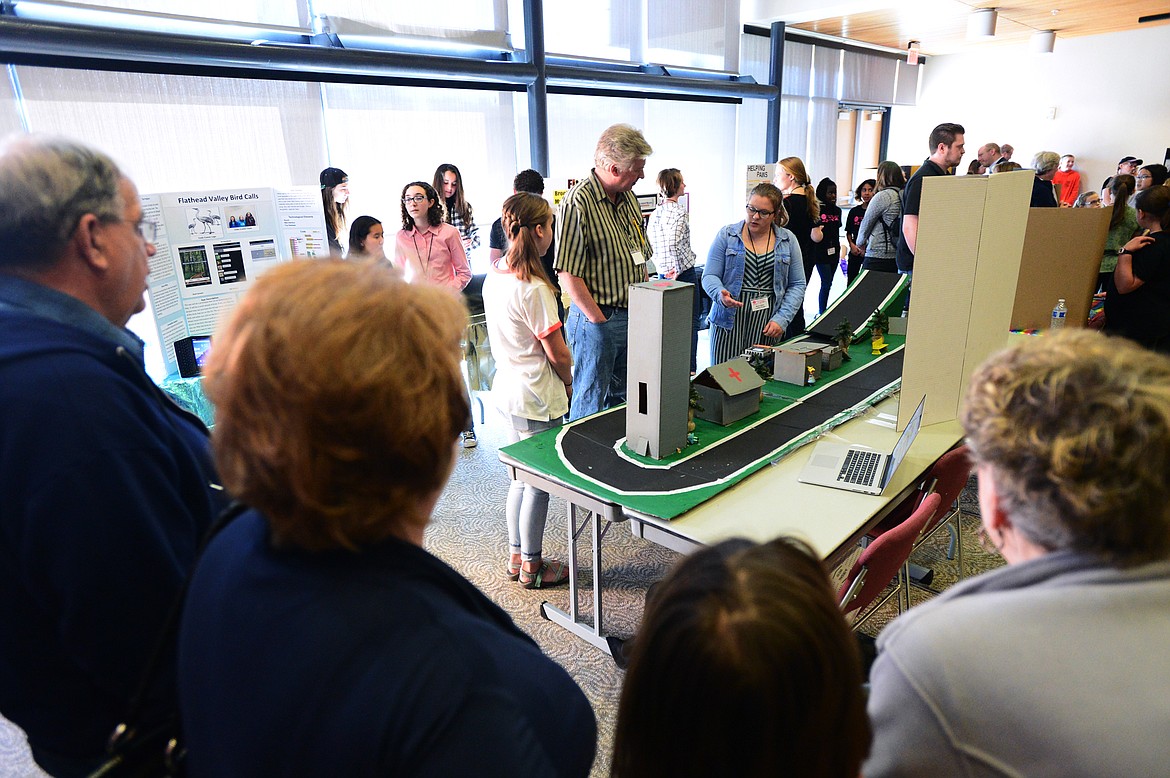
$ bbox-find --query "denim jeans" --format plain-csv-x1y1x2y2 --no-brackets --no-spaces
566,303,628,421
675,266,702,373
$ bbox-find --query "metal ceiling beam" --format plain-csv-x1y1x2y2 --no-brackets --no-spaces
0,17,775,101
0,18,536,86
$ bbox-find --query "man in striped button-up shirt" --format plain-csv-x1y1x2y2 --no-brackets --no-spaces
556,124,653,420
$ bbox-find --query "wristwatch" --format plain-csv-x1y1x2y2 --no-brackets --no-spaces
1118,249,1132,257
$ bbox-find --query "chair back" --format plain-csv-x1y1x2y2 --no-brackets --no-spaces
919,445,972,535
870,443,972,538
838,492,941,615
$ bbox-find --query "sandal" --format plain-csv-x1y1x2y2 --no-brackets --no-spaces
506,558,522,581
519,559,570,590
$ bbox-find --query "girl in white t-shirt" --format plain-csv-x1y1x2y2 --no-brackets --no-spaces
483,193,573,589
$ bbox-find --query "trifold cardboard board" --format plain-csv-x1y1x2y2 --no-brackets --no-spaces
1010,207,1111,331
898,170,1033,431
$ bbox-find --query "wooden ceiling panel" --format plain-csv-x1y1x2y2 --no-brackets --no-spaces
772,0,1170,55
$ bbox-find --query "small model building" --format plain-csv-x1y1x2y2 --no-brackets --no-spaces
744,345,774,380
772,344,823,385
692,357,764,425
821,345,843,371
625,279,694,458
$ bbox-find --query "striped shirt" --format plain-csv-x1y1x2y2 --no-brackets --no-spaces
554,170,651,308
646,198,696,277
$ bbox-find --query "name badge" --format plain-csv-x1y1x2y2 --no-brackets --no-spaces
750,296,769,312
631,250,646,266
826,245,837,256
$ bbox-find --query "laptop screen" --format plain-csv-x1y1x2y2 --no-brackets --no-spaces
882,396,926,487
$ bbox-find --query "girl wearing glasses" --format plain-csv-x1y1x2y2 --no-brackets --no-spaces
394,182,471,291
702,183,806,364
395,181,475,447
1133,165,1169,200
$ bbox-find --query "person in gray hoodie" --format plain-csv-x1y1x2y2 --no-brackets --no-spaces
866,329,1170,778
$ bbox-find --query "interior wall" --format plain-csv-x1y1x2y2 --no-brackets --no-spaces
886,24,1170,194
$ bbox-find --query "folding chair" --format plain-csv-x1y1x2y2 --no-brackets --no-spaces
838,492,941,630
869,444,972,583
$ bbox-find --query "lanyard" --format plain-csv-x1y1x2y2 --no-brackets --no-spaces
410,228,434,277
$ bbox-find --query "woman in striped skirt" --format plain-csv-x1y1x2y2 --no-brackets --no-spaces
703,183,807,365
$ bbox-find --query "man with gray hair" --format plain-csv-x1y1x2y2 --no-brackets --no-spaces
1030,150,1060,207
555,123,653,419
0,135,227,775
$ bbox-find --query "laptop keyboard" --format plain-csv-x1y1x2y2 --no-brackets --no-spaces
838,449,881,485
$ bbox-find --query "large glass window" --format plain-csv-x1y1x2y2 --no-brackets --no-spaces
542,92,736,268
322,83,520,273
841,50,898,104
15,67,324,192
314,0,504,33
644,99,737,255
14,66,327,378
541,0,737,69
647,0,738,70
735,33,770,191
64,0,302,27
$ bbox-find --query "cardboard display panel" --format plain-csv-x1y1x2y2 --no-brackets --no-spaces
899,170,1033,431
1010,207,1111,331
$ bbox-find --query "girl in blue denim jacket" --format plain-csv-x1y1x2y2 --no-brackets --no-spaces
702,183,806,364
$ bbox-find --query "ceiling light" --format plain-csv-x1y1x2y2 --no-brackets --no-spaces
1031,30,1056,53
968,8,998,39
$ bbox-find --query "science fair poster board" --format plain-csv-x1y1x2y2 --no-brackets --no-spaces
898,170,1033,432
746,163,775,200
142,186,328,377
1010,206,1110,331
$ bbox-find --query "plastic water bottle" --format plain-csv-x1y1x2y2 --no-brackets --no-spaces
1051,298,1067,330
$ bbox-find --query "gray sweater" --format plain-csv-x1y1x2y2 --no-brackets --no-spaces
866,550,1170,777
856,187,901,266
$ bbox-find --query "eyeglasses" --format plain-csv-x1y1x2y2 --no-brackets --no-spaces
137,219,158,243
402,194,428,204
1136,175,1152,181
117,217,156,243
745,205,774,217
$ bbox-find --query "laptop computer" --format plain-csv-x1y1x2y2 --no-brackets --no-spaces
797,396,926,495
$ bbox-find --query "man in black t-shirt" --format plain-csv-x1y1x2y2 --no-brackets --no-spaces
896,122,966,275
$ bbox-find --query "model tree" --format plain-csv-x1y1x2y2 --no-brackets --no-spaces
869,309,890,355
834,318,853,361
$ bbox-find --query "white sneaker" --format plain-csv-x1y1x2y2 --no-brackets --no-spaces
461,430,478,448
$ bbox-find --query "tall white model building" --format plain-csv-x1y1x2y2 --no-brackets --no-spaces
625,279,693,459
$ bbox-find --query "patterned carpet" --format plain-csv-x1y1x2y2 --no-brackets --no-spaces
0,410,1000,778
